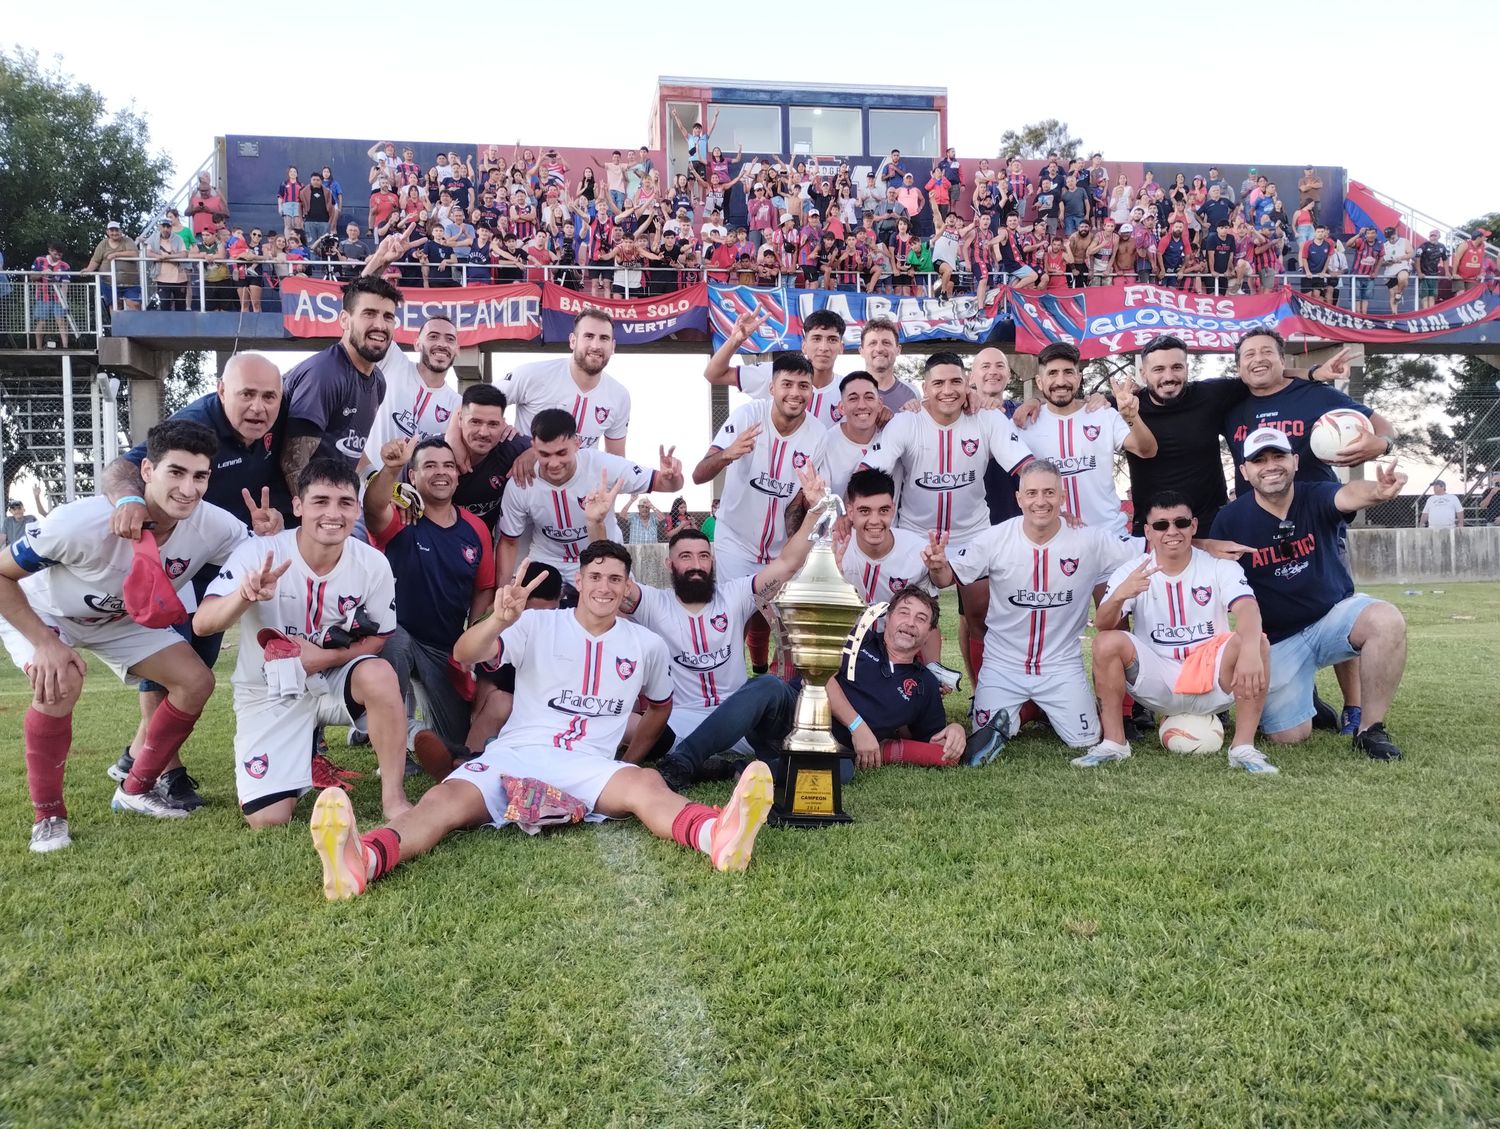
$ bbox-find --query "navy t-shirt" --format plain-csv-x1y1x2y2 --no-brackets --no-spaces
830,629,946,749
452,435,533,531
281,342,387,467
1221,380,1373,496
1208,482,1355,643
124,391,292,526
372,506,495,650
985,400,1024,524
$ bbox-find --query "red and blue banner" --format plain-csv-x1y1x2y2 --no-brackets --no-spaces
708,285,1009,351
541,282,708,345
1284,283,1500,343
281,277,539,345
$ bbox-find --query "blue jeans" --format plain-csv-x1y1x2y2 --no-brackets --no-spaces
303,221,330,248
671,676,854,786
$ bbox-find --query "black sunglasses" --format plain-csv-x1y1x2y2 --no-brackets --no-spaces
1148,517,1194,531
1271,519,1298,545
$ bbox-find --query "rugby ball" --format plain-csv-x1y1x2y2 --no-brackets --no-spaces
1309,409,1374,462
1158,713,1224,755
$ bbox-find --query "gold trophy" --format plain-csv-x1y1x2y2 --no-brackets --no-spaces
770,495,866,827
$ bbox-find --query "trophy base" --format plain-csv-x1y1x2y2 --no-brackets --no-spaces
769,752,853,829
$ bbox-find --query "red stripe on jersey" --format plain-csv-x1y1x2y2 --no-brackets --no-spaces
590,641,603,695
580,640,592,694
572,394,587,431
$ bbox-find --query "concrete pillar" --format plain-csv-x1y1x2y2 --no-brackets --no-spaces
454,345,484,387
1009,353,1037,401
127,377,162,446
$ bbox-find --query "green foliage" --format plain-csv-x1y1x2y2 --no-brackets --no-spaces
998,120,1084,162
3,586,1499,1125
161,351,212,417
0,48,173,267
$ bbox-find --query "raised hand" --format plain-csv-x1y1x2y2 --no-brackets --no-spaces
831,522,851,573
239,550,292,603
1318,346,1353,381
1115,554,1159,599
1373,458,1407,501
381,435,418,473
657,444,684,487
1110,374,1140,421
722,421,762,463
730,307,769,346
583,472,625,525
493,557,549,630
796,462,827,510
921,530,950,572
241,487,284,536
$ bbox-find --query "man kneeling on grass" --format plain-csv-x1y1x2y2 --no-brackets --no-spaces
309,541,776,900
194,458,418,827
665,587,968,789
1079,490,1276,774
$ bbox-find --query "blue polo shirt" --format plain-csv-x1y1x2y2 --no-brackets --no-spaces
371,506,495,650
1208,482,1355,643
1221,380,1373,496
123,391,291,526
281,342,387,467
830,629,946,749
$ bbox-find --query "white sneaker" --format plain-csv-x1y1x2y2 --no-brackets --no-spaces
29,816,72,853
1228,745,1280,775
1070,740,1132,768
111,786,191,819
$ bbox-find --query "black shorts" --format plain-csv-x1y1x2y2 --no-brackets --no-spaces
476,662,517,693
1301,276,1330,293
1385,274,1406,288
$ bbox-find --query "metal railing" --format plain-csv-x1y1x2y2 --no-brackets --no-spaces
0,273,101,345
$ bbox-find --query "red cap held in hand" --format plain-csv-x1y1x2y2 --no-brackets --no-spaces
122,531,188,628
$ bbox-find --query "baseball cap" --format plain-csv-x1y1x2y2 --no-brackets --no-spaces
1120,223,1133,233
1242,427,1294,460
106,220,122,230
122,531,189,629
780,213,795,225
1478,228,1493,238
7,500,22,510
1433,479,1446,488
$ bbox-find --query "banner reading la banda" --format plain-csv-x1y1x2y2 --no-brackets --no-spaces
280,277,541,345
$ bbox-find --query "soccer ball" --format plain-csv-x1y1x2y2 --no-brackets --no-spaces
1309,409,1374,463
1158,713,1224,754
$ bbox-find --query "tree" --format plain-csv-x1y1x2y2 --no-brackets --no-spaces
0,48,173,267
161,351,213,417
998,120,1084,162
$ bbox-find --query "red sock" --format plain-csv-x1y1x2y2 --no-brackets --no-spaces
670,802,718,852
1018,700,1042,726
24,708,71,821
1121,691,1135,718
965,635,984,678
746,617,771,672
124,699,200,795
360,828,402,882
880,739,949,767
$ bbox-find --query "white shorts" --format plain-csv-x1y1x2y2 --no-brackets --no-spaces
232,656,373,808
712,543,763,583
669,702,754,755
0,611,185,683
1125,641,1234,718
449,743,633,827
972,661,1098,747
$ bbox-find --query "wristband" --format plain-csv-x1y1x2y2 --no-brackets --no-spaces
846,715,865,734
1382,435,1395,455
114,495,146,509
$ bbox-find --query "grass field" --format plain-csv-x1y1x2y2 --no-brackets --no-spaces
3,583,1499,1128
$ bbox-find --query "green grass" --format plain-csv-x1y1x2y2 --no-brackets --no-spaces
2,583,1499,1127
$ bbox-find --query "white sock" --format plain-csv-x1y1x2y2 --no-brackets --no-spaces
697,819,716,853
364,845,378,881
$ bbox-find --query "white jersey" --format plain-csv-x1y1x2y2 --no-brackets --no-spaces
863,409,1033,544
840,529,936,603
365,351,462,454
817,424,881,500
496,608,671,755
735,362,843,428
206,529,398,691
497,448,656,581
498,357,631,450
711,400,828,567
1421,493,1463,529
627,576,757,711
9,496,245,626
1021,405,1131,534
1102,547,1255,662
951,518,1139,675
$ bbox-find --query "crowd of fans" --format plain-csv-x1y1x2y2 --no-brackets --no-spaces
10,140,1498,336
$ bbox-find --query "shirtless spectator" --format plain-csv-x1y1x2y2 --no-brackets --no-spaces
1086,219,1119,287
1065,221,1093,287
1112,224,1139,284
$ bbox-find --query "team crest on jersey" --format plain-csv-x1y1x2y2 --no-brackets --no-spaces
462,545,478,565
337,595,359,615
462,760,487,773
890,577,908,591
1060,558,1079,576
1192,585,1212,606
974,708,991,727
263,433,274,452
899,677,918,701
830,402,845,422
595,406,610,424
710,613,729,632
961,438,980,456
244,754,268,779
435,405,451,423
490,475,502,489
1083,425,1101,441
792,451,809,469
163,557,189,579
615,657,637,679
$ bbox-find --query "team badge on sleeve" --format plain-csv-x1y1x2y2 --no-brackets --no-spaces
615,657,637,679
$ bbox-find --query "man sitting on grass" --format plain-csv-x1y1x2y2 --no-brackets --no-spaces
1081,490,1275,774
194,458,418,827
0,421,247,852
308,541,778,900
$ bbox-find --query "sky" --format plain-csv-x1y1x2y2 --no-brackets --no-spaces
8,1,1491,504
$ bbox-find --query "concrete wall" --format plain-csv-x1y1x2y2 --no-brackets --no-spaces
1348,526,1500,584
627,543,671,589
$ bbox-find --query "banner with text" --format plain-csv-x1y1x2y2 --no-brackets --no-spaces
280,277,541,345
1282,284,1500,343
708,285,1009,351
541,282,708,344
